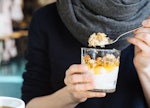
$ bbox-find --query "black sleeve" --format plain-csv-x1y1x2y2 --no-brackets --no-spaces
21,8,52,105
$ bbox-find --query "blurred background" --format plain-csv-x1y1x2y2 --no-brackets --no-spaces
0,0,55,98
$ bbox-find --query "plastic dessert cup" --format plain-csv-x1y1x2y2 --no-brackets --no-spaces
81,47,121,93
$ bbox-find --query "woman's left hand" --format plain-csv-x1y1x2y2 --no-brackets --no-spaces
128,17,150,73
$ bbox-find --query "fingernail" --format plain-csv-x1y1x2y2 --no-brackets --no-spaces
102,93,106,97
127,38,134,44
142,20,147,25
127,37,132,41
142,20,150,26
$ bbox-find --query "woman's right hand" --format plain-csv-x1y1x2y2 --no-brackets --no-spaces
64,64,106,104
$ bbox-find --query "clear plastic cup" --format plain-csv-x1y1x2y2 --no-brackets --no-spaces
81,47,121,93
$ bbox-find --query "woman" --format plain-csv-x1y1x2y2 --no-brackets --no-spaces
21,0,150,108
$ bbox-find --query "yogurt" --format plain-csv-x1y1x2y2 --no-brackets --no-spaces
81,48,120,93
91,67,119,92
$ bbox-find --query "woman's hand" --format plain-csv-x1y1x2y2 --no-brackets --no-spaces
128,17,150,73
64,64,106,104
128,16,150,106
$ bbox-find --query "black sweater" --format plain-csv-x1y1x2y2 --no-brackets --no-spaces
21,3,148,108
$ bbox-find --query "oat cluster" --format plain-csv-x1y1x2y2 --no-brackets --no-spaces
88,32,112,47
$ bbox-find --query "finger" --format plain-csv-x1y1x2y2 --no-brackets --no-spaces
142,19,150,27
128,37,150,55
70,83,95,92
73,91,106,99
134,27,150,34
84,91,106,98
66,64,88,76
68,73,94,84
134,32,150,46
65,65,89,85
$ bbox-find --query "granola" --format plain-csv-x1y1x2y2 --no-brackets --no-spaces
88,32,112,47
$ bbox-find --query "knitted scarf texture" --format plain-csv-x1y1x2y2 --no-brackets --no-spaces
57,0,150,50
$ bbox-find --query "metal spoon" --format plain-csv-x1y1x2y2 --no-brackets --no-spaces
108,27,141,45
97,26,142,49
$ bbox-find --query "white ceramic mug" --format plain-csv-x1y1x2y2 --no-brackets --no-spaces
0,96,25,108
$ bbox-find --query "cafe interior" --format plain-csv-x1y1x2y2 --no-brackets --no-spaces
0,0,55,99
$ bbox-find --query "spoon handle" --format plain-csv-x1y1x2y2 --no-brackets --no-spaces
112,26,142,44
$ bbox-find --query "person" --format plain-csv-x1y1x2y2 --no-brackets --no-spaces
21,0,150,108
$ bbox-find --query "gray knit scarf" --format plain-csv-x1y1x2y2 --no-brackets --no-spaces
56,0,150,50
0,0,3,13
